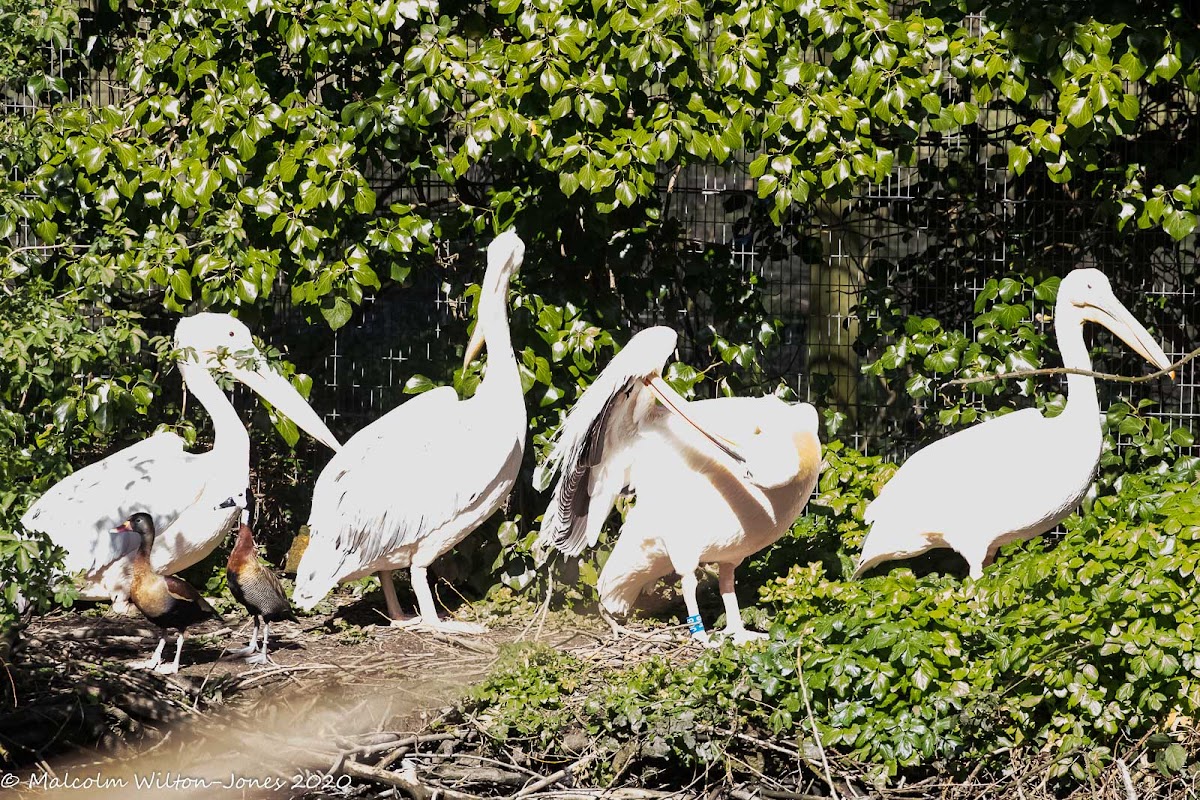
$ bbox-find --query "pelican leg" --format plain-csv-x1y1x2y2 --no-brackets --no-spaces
246,622,275,665
154,635,184,675
392,565,485,634
131,637,166,670
379,570,405,620
679,570,713,647
228,617,260,657
716,562,766,646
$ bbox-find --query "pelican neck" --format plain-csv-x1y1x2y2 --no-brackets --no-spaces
178,359,251,463
472,282,520,399
1053,306,1101,423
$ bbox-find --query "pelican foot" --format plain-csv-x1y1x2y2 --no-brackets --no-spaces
153,662,180,675
391,616,487,635
690,630,716,648
720,627,768,646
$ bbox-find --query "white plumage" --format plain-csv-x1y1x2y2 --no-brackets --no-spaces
855,268,1173,579
22,313,341,609
292,232,528,632
537,326,823,644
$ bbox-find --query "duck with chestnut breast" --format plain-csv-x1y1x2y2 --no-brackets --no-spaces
226,513,296,665
117,512,219,674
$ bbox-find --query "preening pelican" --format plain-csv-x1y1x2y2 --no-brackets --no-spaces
292,232,528,632
855,268,1173,579
22,313,341,609
536,327,823,644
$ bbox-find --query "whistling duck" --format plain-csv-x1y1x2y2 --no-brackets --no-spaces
118,513,218,674
226,516,295,664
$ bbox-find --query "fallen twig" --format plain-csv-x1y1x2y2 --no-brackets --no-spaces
341,757,485,800
1116,758,1137,800
796,642,839,800
514,750,602,796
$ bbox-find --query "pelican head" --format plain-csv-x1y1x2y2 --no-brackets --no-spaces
1057,269,1173,375
175,313,341,451
464,231,526,372
739,399,821,489
853,529,949,578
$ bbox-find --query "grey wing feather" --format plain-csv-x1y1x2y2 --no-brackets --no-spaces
539,381,632,556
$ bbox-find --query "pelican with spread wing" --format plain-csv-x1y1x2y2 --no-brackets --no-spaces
536,327,823,644
855,268,1174,579
22,313,341,610
292,232,528,632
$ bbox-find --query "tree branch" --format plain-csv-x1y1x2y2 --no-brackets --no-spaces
940,346,1200,390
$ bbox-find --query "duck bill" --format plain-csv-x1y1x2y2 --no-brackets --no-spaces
227,359,342,452
463,324,485,374
644,376,746,465
111,521,132,534
1085,297,1174,378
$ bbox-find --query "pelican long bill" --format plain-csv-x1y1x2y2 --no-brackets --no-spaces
644,376,747,465
1080,293,1173,378
227,359,342,452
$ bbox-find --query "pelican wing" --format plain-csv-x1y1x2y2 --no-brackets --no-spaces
21,432,209,576
863,408,1045,528
295,386,512,605
536,327,678,557
855,407,1096,574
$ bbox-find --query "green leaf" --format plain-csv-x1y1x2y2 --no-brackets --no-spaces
354,187,377,214
1066,95,1092,127
169,269,193,301
1007,144,1032,175
321,297,353,330
404,374,436,394
1157,743,1187,775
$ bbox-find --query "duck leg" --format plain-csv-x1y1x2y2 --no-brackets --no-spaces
716,562,766,645
246,622,275,665
131,637,166,670
228,617,260,657
154,635,184,675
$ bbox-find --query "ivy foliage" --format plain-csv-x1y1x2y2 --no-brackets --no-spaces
465,420,1200,789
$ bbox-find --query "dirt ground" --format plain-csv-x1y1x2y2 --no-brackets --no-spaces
0,590,645,800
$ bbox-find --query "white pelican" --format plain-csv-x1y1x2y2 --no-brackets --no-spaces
22,313,341,609
292,231,528,632
855,268,1173,579
536,326,823,645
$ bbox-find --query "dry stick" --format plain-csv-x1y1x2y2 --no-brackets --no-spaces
1116,758,1138,800
796,642,840,800
350,730,465,757
340,758,484,800
513,750,602,797
941,346,1200,390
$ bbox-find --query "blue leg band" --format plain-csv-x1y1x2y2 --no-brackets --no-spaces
687,613,705,634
